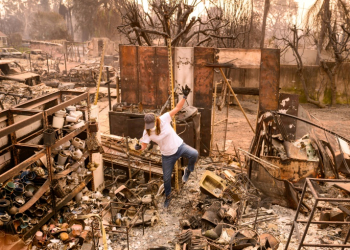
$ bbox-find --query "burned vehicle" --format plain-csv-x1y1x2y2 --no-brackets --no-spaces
0,48,22,58
23,49,50,61
0,60,40,86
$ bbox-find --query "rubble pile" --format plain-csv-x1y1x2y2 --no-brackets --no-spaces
0,81,56,109
172,166,281,250
40,60,116,87
31,189,108,250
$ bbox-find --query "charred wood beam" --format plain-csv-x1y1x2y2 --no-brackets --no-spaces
227,87,259,96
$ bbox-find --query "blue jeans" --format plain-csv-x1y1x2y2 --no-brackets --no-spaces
161,143,198,197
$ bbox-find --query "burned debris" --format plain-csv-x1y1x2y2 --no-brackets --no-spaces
0,44,348,250
0,1,350,249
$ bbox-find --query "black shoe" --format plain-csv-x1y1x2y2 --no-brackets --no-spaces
164,196,172,208
182,168,191,183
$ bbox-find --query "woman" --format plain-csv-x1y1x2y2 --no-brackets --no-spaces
135,85,198,208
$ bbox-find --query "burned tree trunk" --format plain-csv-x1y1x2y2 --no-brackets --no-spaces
260,0,270,48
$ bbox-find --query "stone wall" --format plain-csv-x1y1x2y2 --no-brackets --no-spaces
214,64,350,105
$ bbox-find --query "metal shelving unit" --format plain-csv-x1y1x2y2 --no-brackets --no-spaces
285,178,350,249
0,90,93,240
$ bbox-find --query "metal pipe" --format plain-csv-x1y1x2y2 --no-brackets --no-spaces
107,67,111,111
116,77,120,103
284,181,307,250
64,53,67,74
29,53,32,72
210,82,218,155
342,225,350,250
46,54,49,73
214,118,227,126
159,86,179,115
219,68,255,133
125,137,132,180
223,91,229,151
238,148,280,170
297,200,318,250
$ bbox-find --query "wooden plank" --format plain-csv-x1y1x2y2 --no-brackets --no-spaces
231,87,259,95
120,45,138,104
155,47,169,107
193,47,214,109
10,108,42,116
215,48,261,68
138,46,156,107
259,49,280,112
193,47,214,157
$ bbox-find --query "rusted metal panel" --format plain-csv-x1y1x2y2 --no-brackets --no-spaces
198,108,211,156
127,118,145,139
261,156,318,186
278,93,299,141
193,47,214,109
177,121,194,147
138,47,156,107
120,45,138,104
192,112,201,153
109,112,144,137
249,162,299,209
109,112,127,136
259,49,280,112
155,47,169,107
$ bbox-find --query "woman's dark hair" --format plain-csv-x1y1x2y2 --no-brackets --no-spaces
146,116,161,136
